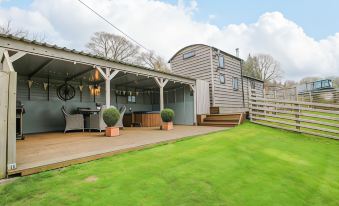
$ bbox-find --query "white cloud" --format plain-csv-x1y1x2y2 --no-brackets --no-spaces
0,0,338,80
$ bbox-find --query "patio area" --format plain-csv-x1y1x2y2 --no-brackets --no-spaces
10,125,226,176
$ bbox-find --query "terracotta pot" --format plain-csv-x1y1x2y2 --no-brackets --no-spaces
161,122,173,130
105,127,119,137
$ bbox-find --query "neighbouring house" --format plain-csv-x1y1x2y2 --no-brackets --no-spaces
169,44,264,114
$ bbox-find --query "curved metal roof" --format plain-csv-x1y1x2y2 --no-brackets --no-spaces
168,43,242,63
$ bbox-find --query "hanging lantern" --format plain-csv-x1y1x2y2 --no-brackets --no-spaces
123,91,126,95
90,85,101,96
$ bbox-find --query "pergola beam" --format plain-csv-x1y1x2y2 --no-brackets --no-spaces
154,77,169,111
66,67,94,82
96,66,119,107
28,59,55,78
10,51,26,62
114,77,150,87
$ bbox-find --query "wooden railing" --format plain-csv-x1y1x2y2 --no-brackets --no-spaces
249,89,339,140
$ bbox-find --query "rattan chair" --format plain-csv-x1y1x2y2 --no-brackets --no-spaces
61,106,84,133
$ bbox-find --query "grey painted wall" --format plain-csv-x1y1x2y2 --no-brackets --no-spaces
165,85,194,125
17,76,194,133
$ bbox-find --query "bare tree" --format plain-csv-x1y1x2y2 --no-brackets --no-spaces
244,54,283,83
86,31,139,63
138,51,170,72
0,20,46,42
0,20,28,37
256,54,283,83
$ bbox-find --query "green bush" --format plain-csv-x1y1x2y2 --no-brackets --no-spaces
103,107,120,127
160,108,175,122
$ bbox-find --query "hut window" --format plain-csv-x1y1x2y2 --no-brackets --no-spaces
128,95,136,103
183,51,195,59
219,74,225,84
218,56,224,68
232,77,239,90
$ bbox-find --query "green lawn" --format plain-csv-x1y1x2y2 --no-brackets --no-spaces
1,122,339,206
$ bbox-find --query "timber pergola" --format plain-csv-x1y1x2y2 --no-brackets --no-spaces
0,34,197,179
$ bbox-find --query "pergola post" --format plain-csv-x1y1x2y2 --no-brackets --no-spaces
0,50,25,178
154,77,168,111
189,84,197,125
96,66,119,107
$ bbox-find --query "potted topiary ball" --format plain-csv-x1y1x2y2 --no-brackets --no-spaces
160,108,174,130
103,107,120,137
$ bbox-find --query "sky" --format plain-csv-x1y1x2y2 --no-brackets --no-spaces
0,0,338,81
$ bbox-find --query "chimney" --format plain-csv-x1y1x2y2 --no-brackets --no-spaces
235,48,239,57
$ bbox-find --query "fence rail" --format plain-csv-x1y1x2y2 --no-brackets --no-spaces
249,89,339,140
264,87,339,104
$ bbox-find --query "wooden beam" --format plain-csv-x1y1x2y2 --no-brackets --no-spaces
0,48,4,64
154,77,169,111
7,71,17,171
0,72,9,179
28,59,55,78
109,70,120,81
9,51,26,62
66,67,94,81
95,66,106,79
114,77,149,87
3,50,14,72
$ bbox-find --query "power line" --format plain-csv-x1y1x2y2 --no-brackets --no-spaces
77,0,151,52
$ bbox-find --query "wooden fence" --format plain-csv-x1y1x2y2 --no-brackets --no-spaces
249,89,339,140
264,87,339,104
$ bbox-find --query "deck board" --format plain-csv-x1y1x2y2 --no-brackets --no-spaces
11,126,226,176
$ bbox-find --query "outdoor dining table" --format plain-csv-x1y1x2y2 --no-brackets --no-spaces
77,108,100,130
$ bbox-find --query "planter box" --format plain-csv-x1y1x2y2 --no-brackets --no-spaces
105,127,119,137
161,122,173,130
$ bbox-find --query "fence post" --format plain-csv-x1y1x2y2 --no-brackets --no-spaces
295,103,301,132
295,87,299,101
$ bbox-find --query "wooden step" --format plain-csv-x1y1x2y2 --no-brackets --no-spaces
204,117,240,122
206,114,241,118
199,113,245,127
199,122,238,127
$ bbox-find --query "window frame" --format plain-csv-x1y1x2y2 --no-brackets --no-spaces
219,74,225,84
218,55,224,68
182,51,195,60
232,77,239,91
127,95,136,103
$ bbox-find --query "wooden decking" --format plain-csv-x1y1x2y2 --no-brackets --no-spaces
10,125,225,176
